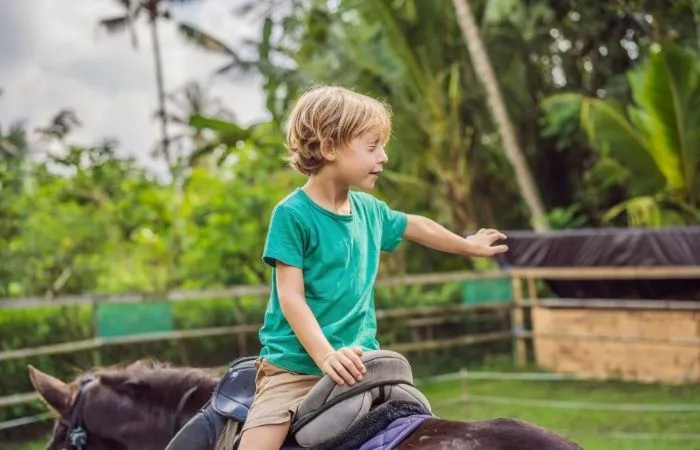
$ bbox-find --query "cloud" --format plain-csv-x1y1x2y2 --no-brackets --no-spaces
0,0,267,174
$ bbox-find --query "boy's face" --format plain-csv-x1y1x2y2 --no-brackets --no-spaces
334,131,388,190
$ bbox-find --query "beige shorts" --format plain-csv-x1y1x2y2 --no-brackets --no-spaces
241,359,321,432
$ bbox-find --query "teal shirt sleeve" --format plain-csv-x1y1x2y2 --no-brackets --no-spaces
376,199,408,252
263,205,306,268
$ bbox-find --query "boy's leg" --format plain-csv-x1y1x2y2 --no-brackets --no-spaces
237,423,290,450
237,359,320,450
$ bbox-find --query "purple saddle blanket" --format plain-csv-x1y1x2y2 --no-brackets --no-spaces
359,414,432,450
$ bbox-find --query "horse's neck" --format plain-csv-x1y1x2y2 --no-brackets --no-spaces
141,367,219,413
191,374,218,408
177,370,219,412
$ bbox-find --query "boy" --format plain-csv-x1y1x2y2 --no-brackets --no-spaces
238,85,507,450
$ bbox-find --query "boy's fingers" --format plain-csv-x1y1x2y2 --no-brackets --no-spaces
342,348,366,375
325,366,344,385
490,245,508,254
336,354,360,383
330,358,355,385
339,352,363,380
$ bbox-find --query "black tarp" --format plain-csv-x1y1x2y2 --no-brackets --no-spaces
494,227,700,300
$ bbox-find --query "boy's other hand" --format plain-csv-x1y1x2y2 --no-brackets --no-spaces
465,228,508,256
320,347,366,386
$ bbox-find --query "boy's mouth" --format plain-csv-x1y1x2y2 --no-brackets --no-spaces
369,170,382,176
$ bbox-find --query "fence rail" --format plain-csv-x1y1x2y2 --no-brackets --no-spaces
509,265,700,279
535,298,700,310
0,324,262,362
4,265,698,310
0,270,509,310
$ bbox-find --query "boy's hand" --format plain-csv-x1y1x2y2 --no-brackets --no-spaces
319,347,366,386
465,228,508,256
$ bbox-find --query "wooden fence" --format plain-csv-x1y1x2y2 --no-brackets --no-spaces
2,266,699,431
0,270,512,415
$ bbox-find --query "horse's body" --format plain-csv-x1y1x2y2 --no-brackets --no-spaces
28,360,583,450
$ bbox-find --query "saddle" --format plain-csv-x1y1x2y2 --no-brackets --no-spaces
291,350,431,447
166,350,431,450
165,356,258,450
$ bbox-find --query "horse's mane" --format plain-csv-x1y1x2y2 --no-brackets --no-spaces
90,358,220,410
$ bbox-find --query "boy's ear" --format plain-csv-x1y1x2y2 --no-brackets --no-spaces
320,138,336,161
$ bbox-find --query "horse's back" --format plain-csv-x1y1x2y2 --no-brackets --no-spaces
397,417,583,450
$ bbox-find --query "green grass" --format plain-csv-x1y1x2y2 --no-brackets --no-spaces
8,373,700,450
420,376,700,450
5,441,45,450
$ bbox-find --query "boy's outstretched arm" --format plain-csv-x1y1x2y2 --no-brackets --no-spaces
403,214,508,257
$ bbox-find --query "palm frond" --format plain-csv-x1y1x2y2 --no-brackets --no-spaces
188,141,223,166
0,138,18,156
99,15,133,33
233,1,259,16
213,59,256,77
36,109,82,141
629,44,700,199
603,196,662,228
111,0,134,8
177,23,236,56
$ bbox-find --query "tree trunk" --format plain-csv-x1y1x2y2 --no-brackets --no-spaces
451,0,550,231
149,13,171,167
147,2,181,289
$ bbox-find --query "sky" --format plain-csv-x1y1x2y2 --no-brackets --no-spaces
0,0,268,174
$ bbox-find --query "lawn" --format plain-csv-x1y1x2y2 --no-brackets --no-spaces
7,373,700,450
419,375,700,450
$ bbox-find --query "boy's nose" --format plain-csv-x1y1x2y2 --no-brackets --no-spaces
378,148,388,164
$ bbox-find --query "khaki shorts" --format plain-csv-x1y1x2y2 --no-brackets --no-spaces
241,359,321,432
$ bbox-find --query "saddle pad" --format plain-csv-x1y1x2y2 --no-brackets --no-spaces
305,400,431,450
359,414,431,450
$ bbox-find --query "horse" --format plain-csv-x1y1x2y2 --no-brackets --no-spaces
28,359,584,450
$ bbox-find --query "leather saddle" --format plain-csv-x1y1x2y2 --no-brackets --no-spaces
165,356,258,450
211,356,258,422
166,350,431,450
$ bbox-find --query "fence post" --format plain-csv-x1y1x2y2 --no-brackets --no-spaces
91,297,101,367
510,275,526,367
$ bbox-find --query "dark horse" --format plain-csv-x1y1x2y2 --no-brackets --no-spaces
28,360,583,450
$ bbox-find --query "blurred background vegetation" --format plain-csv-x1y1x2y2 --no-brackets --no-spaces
2,0,700,300
2,0,700,446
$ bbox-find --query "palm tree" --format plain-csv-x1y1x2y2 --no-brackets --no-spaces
98,0,204,168
451,0,550,231
164,80,235,167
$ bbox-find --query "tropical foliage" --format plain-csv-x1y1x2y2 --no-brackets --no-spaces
2,0,700,298
542,43,700,227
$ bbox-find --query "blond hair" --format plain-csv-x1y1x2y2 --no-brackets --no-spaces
285,85,392,175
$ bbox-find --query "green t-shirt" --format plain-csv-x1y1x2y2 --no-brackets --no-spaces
258,188,408,375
